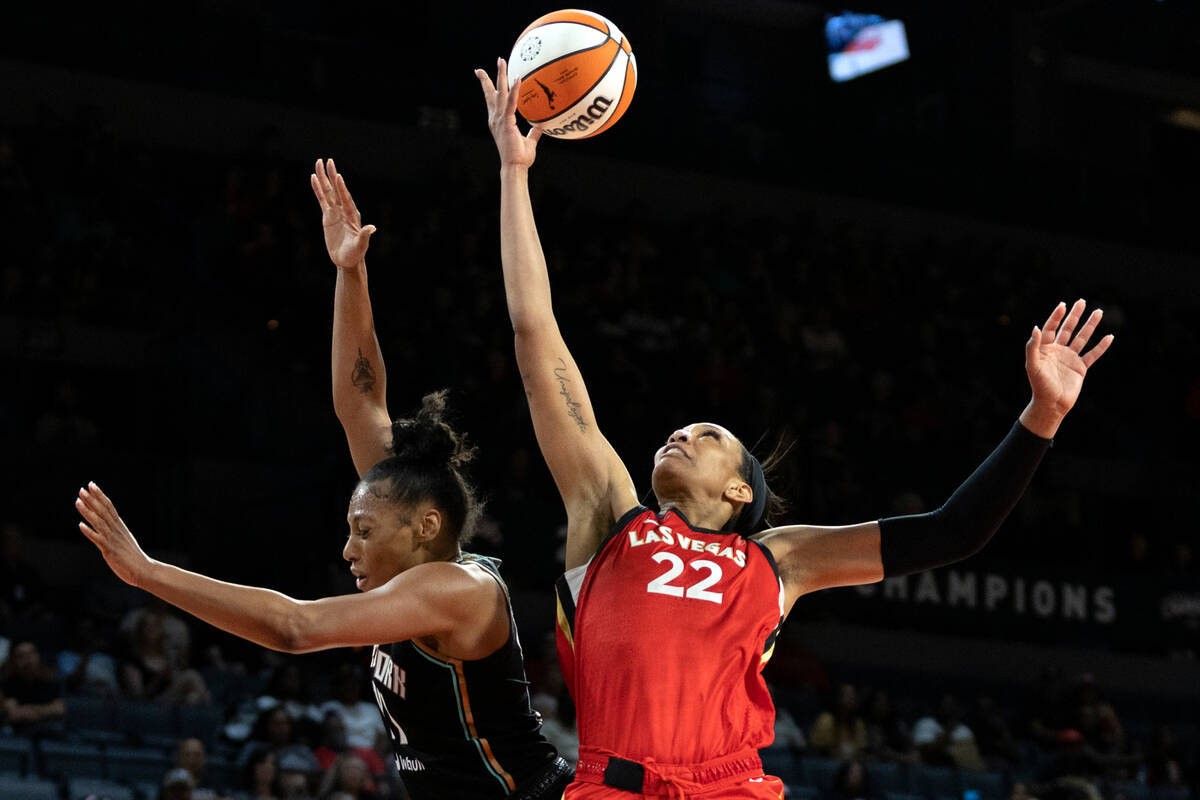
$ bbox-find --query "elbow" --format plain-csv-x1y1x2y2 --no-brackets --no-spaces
509,307,556,337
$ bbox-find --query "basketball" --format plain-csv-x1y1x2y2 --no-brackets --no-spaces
507,9,637,139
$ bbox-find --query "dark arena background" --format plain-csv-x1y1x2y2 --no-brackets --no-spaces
1,1,1198,799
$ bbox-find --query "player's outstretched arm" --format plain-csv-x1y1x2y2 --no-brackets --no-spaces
76,483,502,656
759,299,1114,615
476,59,637,570
313,158,392,478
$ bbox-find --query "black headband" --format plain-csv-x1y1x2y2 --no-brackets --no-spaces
723,451,768,534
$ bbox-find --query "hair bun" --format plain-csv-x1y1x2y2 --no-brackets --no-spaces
388,390,475,470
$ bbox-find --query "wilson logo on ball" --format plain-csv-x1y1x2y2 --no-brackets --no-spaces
507,9,637,140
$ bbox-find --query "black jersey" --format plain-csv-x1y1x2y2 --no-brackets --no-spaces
368,554,568,800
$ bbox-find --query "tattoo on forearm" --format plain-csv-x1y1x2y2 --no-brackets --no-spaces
351,348,377,394
553,358,588,432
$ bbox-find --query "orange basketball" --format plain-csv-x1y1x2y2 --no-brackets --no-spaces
507,9,637,140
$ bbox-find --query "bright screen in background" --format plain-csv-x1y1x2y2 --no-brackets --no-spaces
826,11,910,82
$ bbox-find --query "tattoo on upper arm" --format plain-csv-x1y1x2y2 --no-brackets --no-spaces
351,348,377,394
553,358,588,433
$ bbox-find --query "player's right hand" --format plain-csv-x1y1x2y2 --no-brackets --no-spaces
311,158,377,270
76,482,152,589
476,58,542,169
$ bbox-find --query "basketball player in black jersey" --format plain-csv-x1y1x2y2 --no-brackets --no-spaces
74,161,571,800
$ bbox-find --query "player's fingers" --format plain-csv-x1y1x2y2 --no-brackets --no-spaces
79,521,103,546
76,494,108,532
327,159,344,206
506,76,522,118
528,125,544,145
86,482,122,527
1081,334,1114,369
1042,302,1066,337
1055,299,1086,345
1025,326,1041,367
475,68,498,111
335,174,359,214
310,173,327,206
1069,308,1103,353
362,224,377,237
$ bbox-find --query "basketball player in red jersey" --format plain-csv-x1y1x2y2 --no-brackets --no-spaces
476,59,1113,800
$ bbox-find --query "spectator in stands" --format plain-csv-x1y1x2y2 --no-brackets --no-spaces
58,614,120,696
162,767,198,800
235,745,280,800
1028,667,1075,750
121,603,210,705
319,666,385,751
913,694,985,769
0,639,65,736
175,737,232,800
971,696,1021,767
316,753,377,800
238,706,320,776
863,688,915,763
1143,723,1187,788
809,683,868,759
276,748,319,799
763,682,806,758
227,662,323,745
831,759,871,800
530,690,580,769
312,709,385,792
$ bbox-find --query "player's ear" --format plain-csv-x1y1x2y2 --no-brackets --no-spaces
416,508,442,544
724,479,752,506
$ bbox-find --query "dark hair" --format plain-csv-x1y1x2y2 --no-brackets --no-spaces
734,438,789,533
361,390,481,547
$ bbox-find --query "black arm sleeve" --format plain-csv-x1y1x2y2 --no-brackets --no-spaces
878,421,1051,578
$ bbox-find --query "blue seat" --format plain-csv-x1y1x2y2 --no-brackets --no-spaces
104,744,172,783
39,739,106,780
133,780,159,800
68,776,136,800
115,702,177,744
67,695,121,741
867,761,908,797
962,769,1008,800
178,704,225,745
802,757,843,794
885,792,928,800
0,735,33,777
0,775,60,800
911,766,961,800
762,750,803,785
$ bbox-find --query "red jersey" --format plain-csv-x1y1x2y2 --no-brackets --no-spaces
555,506,785,765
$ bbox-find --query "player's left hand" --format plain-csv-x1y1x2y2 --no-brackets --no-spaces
476,58,542,168
76,482,152,588
311,158,377,270
1021,299,1113,436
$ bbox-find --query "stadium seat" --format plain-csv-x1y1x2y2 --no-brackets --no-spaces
884,791,928,800
802,757,843,794
104,744,173,783
1150,787,1190,800
0,775,60,800
962,769,1008,800
133,780,159,800
115,702,177,745
0,735,33,777
39,739,106,780
911,765,961,800
66,694,122,743
762,750,804,785
68,776,136,800
178,704,225,745
866,761,908,797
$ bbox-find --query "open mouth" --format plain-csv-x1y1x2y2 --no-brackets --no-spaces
663,444,689,459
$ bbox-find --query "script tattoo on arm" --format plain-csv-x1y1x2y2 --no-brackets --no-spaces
351,348,377,394
553,358,587,433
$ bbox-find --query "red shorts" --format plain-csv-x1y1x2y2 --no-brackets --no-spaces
565,746,785,799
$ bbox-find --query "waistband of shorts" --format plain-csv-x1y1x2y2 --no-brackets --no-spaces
575,745,763,796
511,756,573,800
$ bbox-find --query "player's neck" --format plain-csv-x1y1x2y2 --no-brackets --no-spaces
658,499,731,532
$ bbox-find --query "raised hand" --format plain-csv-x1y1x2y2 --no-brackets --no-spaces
1021,299,1114,437
76,482,153,588
311,158,377,270
475,58,542,168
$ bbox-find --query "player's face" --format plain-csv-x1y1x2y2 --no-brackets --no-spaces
651,422,745,504
343,483,422,593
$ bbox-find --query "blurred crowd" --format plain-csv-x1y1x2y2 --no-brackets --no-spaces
0,87,1197,800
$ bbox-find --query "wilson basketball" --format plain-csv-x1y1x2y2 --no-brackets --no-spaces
507,9,637,139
